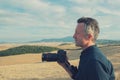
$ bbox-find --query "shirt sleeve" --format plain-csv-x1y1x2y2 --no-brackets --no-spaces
86,60,110,80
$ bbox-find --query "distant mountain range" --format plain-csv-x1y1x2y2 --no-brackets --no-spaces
40,36,74,42
29,36,74,43
96,39,120,45
30,36,120,45
0,36,120,45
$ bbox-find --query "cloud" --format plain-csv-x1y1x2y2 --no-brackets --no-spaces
71,7,97,16
69,0,105,5
0,0,67,27
99,31,120,40
97,7,120,16
108,0,120,7
0,9,39,27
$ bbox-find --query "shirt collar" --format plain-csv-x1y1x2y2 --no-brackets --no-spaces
81,45,97,55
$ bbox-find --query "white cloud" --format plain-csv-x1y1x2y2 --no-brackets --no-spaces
99,31,120,40
0,0,67,28
97,7,120,16
96,15,120,29
71,7,97,16
0,9,40,27
108,0,120,7
3,0,66,14
69,0,105,5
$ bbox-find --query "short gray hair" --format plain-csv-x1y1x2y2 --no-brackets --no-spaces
77,17,100,41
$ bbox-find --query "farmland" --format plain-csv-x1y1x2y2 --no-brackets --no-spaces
0,42,120,80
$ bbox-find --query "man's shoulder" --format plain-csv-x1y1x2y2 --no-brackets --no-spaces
82,45,102,55
88,45,107,61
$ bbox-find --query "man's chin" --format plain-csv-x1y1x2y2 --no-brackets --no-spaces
75,43,80,47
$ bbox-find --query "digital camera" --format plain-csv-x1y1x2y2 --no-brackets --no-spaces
42,50,67,62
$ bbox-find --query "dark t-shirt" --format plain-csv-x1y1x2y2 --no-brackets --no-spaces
74,45,115,80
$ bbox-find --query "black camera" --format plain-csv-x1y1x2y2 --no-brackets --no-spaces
42,50,67,62
42,50,78,78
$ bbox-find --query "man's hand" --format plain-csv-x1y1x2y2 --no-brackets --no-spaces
57,50,69,63
57,50,73,77
56,50,78,79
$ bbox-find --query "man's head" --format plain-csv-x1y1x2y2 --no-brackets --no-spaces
73,17,100,49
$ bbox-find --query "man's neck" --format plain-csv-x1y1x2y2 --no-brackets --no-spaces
82,42,95,50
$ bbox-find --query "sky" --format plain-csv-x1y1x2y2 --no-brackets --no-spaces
0,0,120,42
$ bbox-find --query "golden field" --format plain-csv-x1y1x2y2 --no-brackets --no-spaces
0,42,120,80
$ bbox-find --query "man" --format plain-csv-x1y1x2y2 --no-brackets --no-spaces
57,17,115,80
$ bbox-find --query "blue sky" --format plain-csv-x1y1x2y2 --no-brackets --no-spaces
0,0,120,42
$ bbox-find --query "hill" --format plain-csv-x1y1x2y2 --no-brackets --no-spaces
31,36,74,42
31,36,120,45
96,39,120,45
0,45,59,56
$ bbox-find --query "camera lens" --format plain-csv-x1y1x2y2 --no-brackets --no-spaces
42,53,46,61
42,53,58,62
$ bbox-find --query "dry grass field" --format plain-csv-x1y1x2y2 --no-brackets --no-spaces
0,42,120,80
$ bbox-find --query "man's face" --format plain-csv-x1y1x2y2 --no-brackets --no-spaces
73,23,88,48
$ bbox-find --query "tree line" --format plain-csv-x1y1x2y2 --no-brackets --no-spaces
0,45,59,56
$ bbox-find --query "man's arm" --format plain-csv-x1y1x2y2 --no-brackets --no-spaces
57,61,78,79
57,60,72,76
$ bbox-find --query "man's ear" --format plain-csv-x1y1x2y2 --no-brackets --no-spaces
87,34,93,40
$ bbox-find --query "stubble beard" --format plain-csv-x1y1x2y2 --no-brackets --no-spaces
75,40,83,47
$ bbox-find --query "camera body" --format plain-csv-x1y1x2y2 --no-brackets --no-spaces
42,50,67,62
